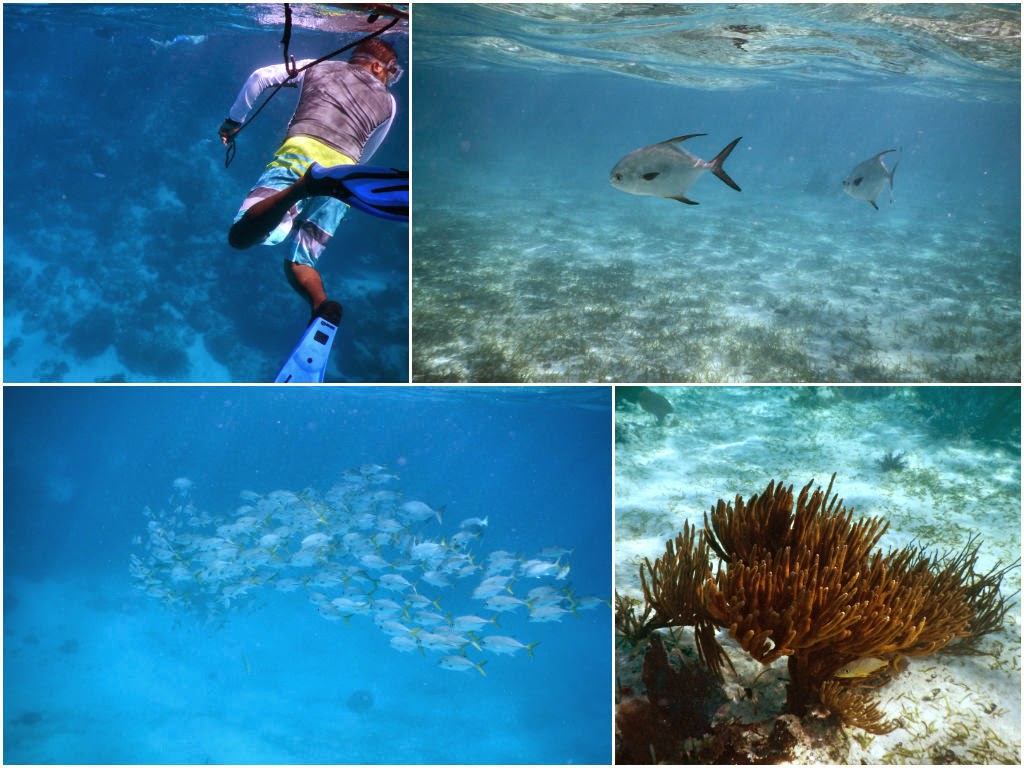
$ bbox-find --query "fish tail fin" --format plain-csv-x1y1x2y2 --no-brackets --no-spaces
476,660,488,677
526,642,539,659
710,136,743,192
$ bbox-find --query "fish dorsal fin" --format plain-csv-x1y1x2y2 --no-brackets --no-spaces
669,195,699,205
661,133,707,146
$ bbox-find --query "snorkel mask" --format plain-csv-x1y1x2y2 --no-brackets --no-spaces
384,59,404,86
352,50,403,87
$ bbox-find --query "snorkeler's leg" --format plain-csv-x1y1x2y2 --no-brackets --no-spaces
228,175,313,250
284,261,341,325
285,260,327,309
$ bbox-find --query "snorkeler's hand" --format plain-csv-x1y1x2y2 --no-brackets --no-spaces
219,118,242,145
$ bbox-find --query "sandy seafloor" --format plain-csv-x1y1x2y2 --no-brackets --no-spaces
615,386,1021,764
412,4,1021,384
3,385,612,764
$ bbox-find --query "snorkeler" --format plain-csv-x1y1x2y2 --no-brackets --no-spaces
219,38,405,327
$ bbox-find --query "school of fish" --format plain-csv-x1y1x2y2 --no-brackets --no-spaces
130,465,605,677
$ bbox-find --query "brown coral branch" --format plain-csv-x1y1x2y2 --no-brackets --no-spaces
819,680,898,734
639,522,731,676
615,591,663,648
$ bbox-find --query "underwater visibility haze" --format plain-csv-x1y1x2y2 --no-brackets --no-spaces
3,4,409,383
615,386,1021,764
412,4,1021,383
3,386,612,763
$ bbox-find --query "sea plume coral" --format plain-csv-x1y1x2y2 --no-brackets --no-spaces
633,474,1015,734
638,521,731,677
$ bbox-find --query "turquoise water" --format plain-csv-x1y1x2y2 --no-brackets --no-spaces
412,4,1020,383
3,4,409,383
3,386,612,763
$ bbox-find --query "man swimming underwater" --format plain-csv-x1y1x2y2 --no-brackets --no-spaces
219,38,403,326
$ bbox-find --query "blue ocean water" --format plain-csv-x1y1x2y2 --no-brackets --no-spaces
3,385,612,764
412,4,1021,383
615,385,1021,763
3,4,409,383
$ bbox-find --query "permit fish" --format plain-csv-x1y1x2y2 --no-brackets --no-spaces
610,133,742,205
842,149,898,210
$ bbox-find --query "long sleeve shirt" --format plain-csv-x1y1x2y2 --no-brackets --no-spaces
228,59,395,162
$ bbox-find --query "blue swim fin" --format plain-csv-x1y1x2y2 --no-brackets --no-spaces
308,163,408,222
275,315,339,383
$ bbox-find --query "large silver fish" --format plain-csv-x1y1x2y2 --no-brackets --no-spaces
842,149,898,210
610,133,742,205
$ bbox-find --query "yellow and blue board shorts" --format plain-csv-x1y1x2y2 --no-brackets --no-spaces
233,135,354,267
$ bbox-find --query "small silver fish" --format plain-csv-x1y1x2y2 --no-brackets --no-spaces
610,133,743,205
479,635,539,658
399,500,443,524
438,655,487,676
459,516,489,535
452,614,498,632
389,635,419,653
842,149,898,210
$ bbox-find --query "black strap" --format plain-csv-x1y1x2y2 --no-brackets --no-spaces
225,4,402,168
282,2,298,77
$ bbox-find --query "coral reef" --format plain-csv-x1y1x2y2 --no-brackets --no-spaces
621,475,1016,744
616,632,727,763
876,449,908,472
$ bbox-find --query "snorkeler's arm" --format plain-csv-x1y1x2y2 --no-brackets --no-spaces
226,59,316,124
360,93,397,162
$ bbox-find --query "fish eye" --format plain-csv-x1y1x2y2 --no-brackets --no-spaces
612,172,622,182
642,172,660,181
853,177,863,186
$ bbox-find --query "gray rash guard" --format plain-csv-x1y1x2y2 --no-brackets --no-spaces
229,59,394,161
